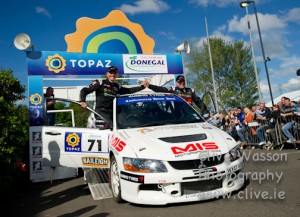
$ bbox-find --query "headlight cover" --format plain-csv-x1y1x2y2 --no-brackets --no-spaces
123,157,168,173
229,145,243,162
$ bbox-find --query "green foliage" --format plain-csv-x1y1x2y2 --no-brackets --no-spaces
68,103,90,127
53,101,91,127
54,101,72,126
185,38,259,112
0,68,29,195
116,74,130,85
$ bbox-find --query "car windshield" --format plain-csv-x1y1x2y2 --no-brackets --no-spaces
116,94,205,129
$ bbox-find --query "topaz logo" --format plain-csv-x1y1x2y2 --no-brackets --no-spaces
45,54,66,73
171,142,219,155
29,93,42,105
65,132,81,147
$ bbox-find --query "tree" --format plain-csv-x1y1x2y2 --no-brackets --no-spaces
0,68,29,195
185,37,259,112
68,103,90,127
54,101,71,126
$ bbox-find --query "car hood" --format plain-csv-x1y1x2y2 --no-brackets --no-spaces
117,123,237,161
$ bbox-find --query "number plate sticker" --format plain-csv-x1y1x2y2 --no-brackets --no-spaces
81,132,109,153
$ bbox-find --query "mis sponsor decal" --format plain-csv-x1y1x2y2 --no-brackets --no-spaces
110,134,126,152
171,142,220,157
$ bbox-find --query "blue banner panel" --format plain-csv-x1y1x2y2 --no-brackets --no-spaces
28,76,44,126
26,51,183,76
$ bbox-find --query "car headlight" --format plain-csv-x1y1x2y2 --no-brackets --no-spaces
123,157,168,173
229,145,243,162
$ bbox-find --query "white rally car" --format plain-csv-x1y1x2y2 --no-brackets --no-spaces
42,92,244,205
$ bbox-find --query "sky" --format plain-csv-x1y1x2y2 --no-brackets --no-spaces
1,0,300,105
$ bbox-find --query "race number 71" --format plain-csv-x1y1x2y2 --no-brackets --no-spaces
88,139,102,151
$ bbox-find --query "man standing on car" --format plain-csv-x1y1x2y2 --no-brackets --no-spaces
147,75,208,115
80,66,146,126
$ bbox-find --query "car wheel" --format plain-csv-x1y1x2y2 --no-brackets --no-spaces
110,155,123,203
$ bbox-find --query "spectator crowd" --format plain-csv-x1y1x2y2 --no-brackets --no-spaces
207,97,300,150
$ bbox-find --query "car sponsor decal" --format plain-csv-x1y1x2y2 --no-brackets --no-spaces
110,134,127,152
64,132,109,153
227,163,243,173
171,142,220,157
32,146,42,158
201,124,214,129
138,128,154,134
32,160,43,173
117,95,184,105
32,131,42,143
138,125,199,134
155,124,199,130
193,167,217,175
81,157,109,167
65,132,82,152
81,133,109,153
120,171,144,183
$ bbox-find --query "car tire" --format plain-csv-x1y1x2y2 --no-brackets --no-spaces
110,155,123,203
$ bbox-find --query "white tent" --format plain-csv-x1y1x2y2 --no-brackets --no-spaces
266,90,300,107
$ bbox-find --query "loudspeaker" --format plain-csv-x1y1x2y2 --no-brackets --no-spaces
175,41,190,54
297,69,300,76
14,33,32,50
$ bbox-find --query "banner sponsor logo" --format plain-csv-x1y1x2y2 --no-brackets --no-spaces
45,54,66,73
29,93,43,105
123,54,168,74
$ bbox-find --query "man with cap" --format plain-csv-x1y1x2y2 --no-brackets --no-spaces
80,66,146,126
147,75,207,115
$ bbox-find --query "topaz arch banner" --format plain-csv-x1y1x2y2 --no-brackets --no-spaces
26,51,183,76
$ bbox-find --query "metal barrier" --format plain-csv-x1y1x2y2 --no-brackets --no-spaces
219,115,300,150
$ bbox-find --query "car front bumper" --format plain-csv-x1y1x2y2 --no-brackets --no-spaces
120,156,245,205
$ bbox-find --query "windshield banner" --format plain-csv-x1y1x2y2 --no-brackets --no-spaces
26,51,183,76
117,95,184,105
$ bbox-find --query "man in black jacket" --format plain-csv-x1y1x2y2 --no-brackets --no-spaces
147,75,207,115
44,87,56,126
80,66,146,126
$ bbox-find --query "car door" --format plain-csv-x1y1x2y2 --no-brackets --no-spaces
42,98,111,169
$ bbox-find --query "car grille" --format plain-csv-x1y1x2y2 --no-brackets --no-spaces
182,179,222,195
158,134,207,143
168,154,224,170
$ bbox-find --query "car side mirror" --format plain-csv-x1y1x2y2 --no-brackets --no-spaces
95,119,111,130
202,110,210,120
